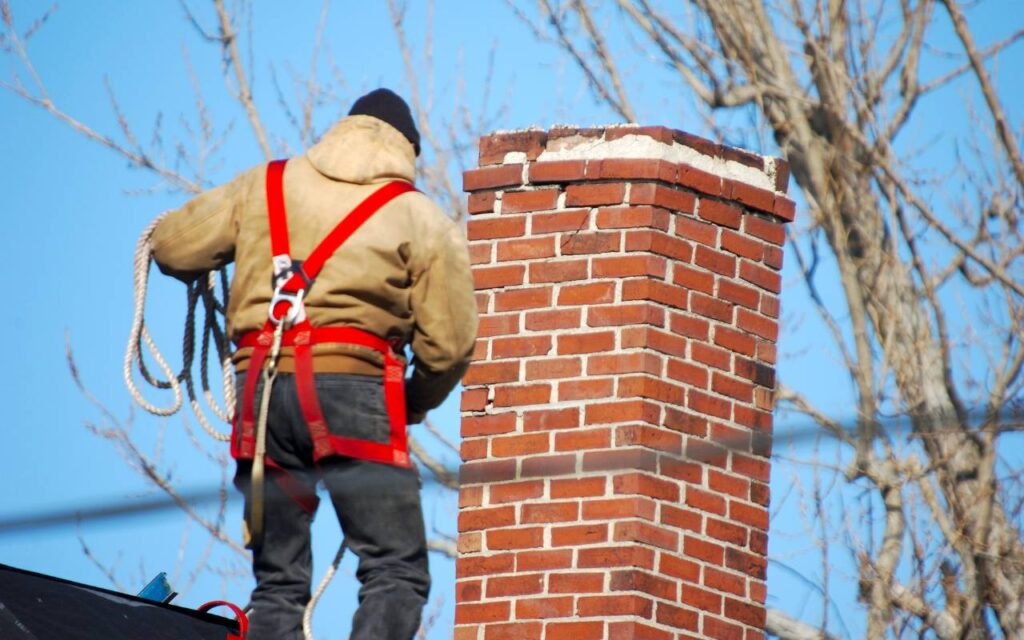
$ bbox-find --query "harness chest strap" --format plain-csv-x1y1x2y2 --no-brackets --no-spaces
233,159,417,469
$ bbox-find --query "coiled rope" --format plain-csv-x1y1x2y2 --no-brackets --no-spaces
125,215,341,640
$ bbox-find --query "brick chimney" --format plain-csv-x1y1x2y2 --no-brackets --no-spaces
456,125,794,640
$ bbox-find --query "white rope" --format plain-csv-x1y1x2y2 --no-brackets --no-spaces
124,214,233,441
303,541,347,640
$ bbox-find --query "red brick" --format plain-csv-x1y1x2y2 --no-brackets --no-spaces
706,518,748,547
675,165,723,196
669,313,710,340
559,377,614,401
487,526,545,550
708,470,750,500
468,191,496,215
684,535,724,564
733,358,775,389
522,501,580,523
557,331,615,355
577,545,656,570
605,125,675,144
609,569,677,601
558,282,616,305
501,189,559,213
486,573,544,597
576,594,653,618
656,602,699,631
524,308,582,331
699,199,742,228
705,567,746,596
560,231,622,255
730,182,775,214
695,245,737,276
688,438,729,468
456,552,514,578
464,361,520,385
612,520,678,551
491,335,552,359
467,216,526,240
667,358,709,387
493,287,552,311
659,553,700,582
566,182,627,206
617,375,684,404
621,328,686,358
493,384,551,407
624,229,694,261
587,303,664,328
455,600,511,624
468,242,492,264
544,621,605,640
742,214,785,245
463,413,516,437
760,295,780,318
461,388,488,411
717,281,760,310
596,205,670,230
725,598,766,627
726,547,767,579
484,622,542,640
515,596,574,619
661,503,703,533
523,407,580,431
551,523,608,546
554,428,612,451
586,158,665,180
524,357,582,380
521,453,576,478
477,314,519,338
750,579,767,604
672,263,714,294
550,477,607,498
459,506,516,532
607,621,674,640
687,486,727,516
516,549,573,571
613,473,680,501
588,352,663,376
592,255,668,279
732,453,770,483
690,292,734,322
529,160,586,183
621,280,686,310
491,432,550,457
750,481,770,506
582,448,659,475
460,486,484,508
663,408,709,437
691,342,732,371
585,400,661,425
721,229,764,260
676,216,718,246
582,497,657,521
712,372,754,402
456,579,482,602
763,244,784,269
463,164,524,190
628,182,696,213
736,308,778,341
528,259,589,283
549,572,606,593
496,236,555,261
680,585,722,613
703,616,744,640
489,480,545,504
730,501,769,531
532,209,590,234
479,130,547,164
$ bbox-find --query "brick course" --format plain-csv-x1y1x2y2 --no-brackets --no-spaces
458,125,793,639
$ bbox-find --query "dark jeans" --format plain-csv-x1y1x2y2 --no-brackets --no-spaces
234,373,430,640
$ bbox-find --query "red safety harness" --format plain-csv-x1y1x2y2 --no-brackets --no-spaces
232,159,416,471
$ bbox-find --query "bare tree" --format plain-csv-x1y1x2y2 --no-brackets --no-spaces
508,1,1024,638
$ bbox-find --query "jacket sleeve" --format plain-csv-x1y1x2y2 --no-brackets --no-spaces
150,171,250,282
405,217,479,416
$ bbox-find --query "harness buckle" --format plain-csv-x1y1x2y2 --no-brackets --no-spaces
268,286,306,326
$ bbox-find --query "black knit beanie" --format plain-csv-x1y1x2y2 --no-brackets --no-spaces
348,88,421,156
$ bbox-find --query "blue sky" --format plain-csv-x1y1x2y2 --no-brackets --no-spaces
1,2,1021,639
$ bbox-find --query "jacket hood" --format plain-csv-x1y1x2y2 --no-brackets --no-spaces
306,115,416,185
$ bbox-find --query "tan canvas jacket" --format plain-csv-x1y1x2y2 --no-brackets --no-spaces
150,115,478,415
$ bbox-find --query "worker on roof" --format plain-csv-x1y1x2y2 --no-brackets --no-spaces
150,88,478,640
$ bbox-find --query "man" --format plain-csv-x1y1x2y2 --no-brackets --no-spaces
150,88,478,640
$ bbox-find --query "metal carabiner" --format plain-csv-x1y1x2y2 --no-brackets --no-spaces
268,286,306,326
